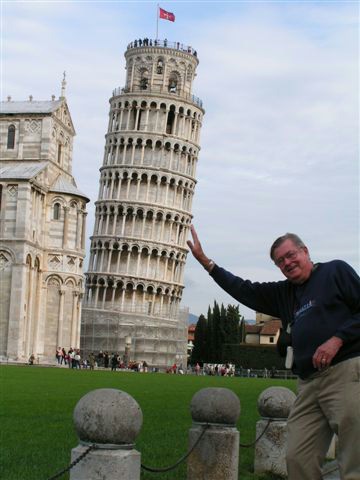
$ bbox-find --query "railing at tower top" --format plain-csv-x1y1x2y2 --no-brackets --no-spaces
112,85,203,109
126,38,197,57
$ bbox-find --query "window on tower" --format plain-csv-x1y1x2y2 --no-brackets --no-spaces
169,81,177,93
7,125,16,149
140,77,148,90
157,59,163,74
57,144,62,164
53,203,61,220
168,73,179,94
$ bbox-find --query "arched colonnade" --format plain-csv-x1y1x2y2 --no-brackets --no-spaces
108,100,202,145
103,136,198,178
85,274,183,319
88,241,186,285
93,203,191,246
98,170,195,213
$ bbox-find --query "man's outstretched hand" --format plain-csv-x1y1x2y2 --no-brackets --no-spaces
187,225,212,270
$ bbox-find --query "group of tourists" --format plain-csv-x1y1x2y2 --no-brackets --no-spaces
54,348,152,372
55,347,82,369
127,38,197,56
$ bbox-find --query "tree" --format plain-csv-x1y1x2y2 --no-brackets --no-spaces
239,316,246,343
206,305,214,362
190,314,207,364
211,301,222,362
190,303,244,364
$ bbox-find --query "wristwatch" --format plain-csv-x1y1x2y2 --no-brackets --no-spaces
204,259,215,273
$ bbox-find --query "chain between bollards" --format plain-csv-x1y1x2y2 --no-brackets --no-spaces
45,418,272,478
240,418,271,448
141,423,210,473
46,444,96,480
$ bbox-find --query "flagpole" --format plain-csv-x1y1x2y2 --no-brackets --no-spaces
156,4,159,41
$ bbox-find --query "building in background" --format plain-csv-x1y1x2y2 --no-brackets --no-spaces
245,313,282,345
0,79,89,363
81,39,204,367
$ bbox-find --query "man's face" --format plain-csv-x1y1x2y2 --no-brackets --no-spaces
273,239,313,284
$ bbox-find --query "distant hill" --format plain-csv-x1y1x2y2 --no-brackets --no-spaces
188,313,199,325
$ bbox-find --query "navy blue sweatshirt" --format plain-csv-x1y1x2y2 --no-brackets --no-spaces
210,260,360,379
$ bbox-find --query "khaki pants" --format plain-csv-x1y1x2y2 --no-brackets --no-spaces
286,356,360,480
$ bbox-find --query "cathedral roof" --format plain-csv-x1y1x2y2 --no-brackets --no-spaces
1,100,63,114
50,175,90,201
0,162,48,179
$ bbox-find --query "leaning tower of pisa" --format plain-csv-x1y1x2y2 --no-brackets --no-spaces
81,39,204,368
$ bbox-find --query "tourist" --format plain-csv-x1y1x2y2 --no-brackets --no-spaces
97,351,104,367
28,353,35,365
187,226,360,480
111,353,118,371
55,346,62,364
74,349,81,369
104,352,109,368
61,347,67,365
89,352,95,370
68,348,74,368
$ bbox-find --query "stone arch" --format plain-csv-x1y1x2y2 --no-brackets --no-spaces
0,247,15,266
26,253,32,268
46,274,63,287
65,278,76,288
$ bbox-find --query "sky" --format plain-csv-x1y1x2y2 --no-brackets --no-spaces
2,0,359,320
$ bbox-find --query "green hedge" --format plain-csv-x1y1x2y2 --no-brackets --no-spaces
222,343,286,369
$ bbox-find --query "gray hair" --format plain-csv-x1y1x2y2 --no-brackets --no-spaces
270,233,306,261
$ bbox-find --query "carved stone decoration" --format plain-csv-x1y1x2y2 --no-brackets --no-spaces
67,256,76,272
0,252,11,271
48,255,62,270
25,119,41,133
48,277,61,287
7,185,18,196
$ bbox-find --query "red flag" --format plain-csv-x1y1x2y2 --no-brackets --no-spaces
159,7,175,22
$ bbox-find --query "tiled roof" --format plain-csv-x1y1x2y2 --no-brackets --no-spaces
245,324,262,334
1,100,62,115
260,320,282,335
50,175,89,201
0,162,48,179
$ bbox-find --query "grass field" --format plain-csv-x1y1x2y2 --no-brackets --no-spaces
0,365,296,480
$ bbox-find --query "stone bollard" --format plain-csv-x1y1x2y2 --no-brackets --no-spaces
254,386,296,478
187,387,240,480
70,388,143,480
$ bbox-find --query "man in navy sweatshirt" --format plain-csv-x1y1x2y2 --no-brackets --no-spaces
187,226,360,480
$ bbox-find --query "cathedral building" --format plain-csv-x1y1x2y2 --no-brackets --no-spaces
0,79,89,363
81,39,204,367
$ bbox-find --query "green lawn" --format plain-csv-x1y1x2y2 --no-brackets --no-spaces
0,365,296,480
